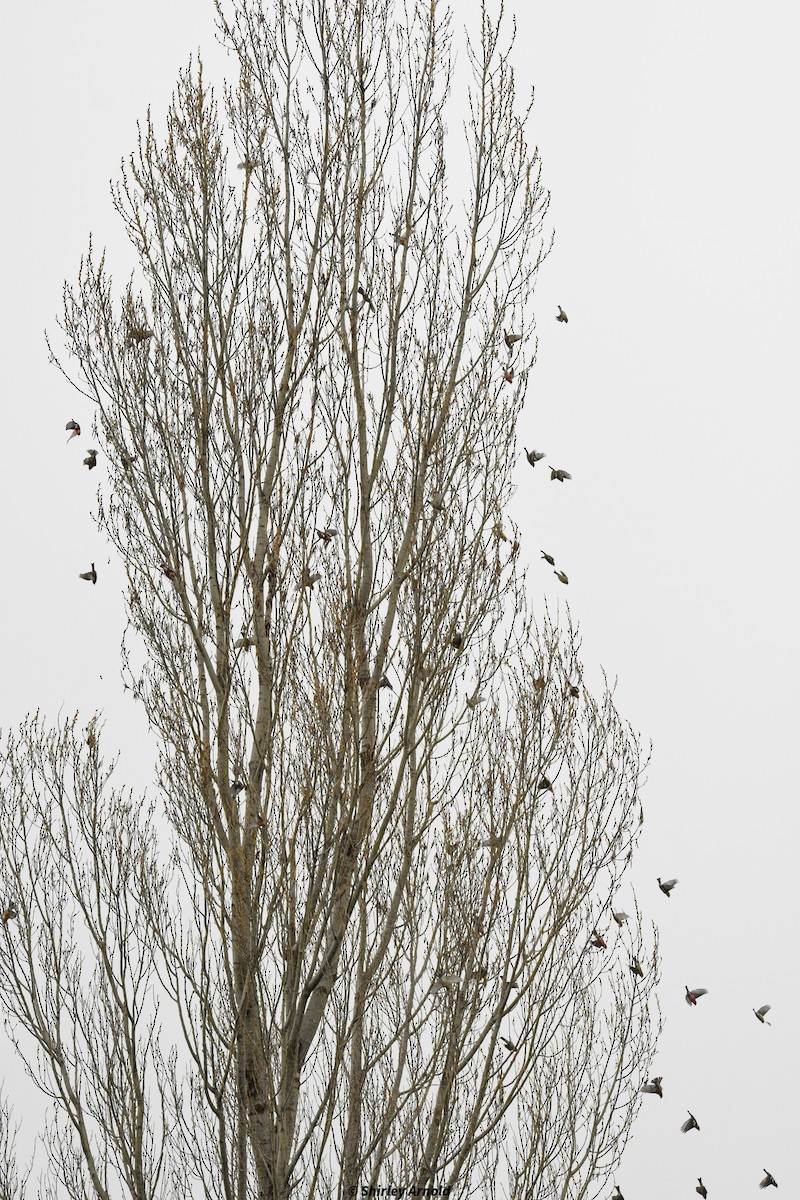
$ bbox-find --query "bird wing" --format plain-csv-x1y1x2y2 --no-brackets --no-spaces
663,878,678,888
757,1005,771,1017
693,988,709,997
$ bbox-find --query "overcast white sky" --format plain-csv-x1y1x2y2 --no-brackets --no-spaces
1,2,798,1197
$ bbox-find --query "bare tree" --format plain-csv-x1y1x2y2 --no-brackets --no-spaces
1,1,659,1197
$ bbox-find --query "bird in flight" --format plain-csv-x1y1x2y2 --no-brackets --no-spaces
589,929,607,949
696,1179,707,1198
550,467,572,482
759,1172,778,1189
681,1112,700,1133
657,877,678,897
450,629,463,650
554,570,569,585
537,776,553,793
1,903,17,924
83,449,98,470
79,564,97,584
503,367,514,384
541,551,556,566
66,419,81,442
525,448,546,467
316,528,337,545
753,1004,772,1025
612,911,630,926
501,1036,517,1053
556,306,568,323
161,563,177,581
641,1077,663,1098
685,986,709,1006
504,329,523,350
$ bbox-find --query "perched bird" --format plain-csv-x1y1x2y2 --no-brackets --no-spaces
66,419,81,442
83,449,98,470
1,903,17,924
612,911,630,927
79,563,97,584
503,367,514,384
657,877,678,897
753,1004,772,1025
429,491,445,513
450,629,463,650
357,285,374,312
759,1171,778,1189
550,467,572,482
525,448,546,467
696,1179,707,1199
681,1112,700,1134
590,929,607,949
541,551,556,566
537,775,553,793
685,986,709,1006
641,1077,663,1098
493,523,509,543
567,683,580,698
501,1036,517,1053
504,329,523,350
316,528,337,544
554,570,569,585
556,306,568,323
630,957,644,979
230,779,246,796
161,563,177,581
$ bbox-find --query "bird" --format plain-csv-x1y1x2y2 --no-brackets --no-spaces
657,877,678,897
297,567,321,591
681,1112,700,1133
612,1188,624,1200
753,1004,772,1025
315,528,337,544
125,326,153,346
237,158,257,171
393,229,410,247
630,957,644,979
685,986,709,1006
536,775,553,793
378,675,393,691
531,675,546,692
66,419,81,442
696,1179,707,1198
554,570,569,585
550,467,572,482
759,1171,778,1189
504,329,523,350
79,563,97,584
501,1036,517,1053
432,974,461,993
641,1077,663,1098
1,903,17,924
556,306,568,323
230,779,246,795
503,367,514,384
541,551,556,566
450,630,463,650
525,448,546,467
357,285,374,312
83,449,98,470
567,683,580,698
429,491,445,513
161,563,177,581
234,635,255,650
466,690,485,710
590,929,607,949
612,911,629,926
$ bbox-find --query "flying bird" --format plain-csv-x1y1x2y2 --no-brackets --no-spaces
525,448,546,467
450,630,463,650
230,779,246,796
759,1171,778,1189
83,449,98,470
685,986,709,1006
537,776,553,793
696,1180,707,1199
504,329,523,350
550,467,572,482
657,877,678,897
161,563,177,580
630,957,644,979
567,683,580,698
554,570,569,585
432,974,461,993
297,567,321,591
79,563,97,584
466,690,485,710
234,635,255,650
681,1112,700,1133
66,419,81,442
503,367,514,384
316,528,337,545
541,551,556,566
237,158,257,171
556,306,568,323
612,911,629,927
125,326,153,346
641,1077,663,1098
1,904,17,925
590,929,607,949
501,1036,517,1053
753,1004,772,1025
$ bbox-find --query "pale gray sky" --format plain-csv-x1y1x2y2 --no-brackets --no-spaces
1,2,798,1197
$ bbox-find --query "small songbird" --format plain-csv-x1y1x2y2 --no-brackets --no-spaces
681,1112,700,1134
161,563,177,580
531,675,546,692
504,329,523,350
696,1179,707,1198
83,449,98,470
297,567,321,590
1,903,17,924
466,689,485,710
316,528,337,544
685,986,709,1006
393,229,411,246
525,448,546,467
501,1036,517,1053
357,285,374,312
79,563,97,584
378,675,393,691
759,1171,778,1189
450,630,463,650
234,635,255,650
753,1004,772,1025
590,928,607,949
66,419,81,442
432,974,461,993
630,957,644,978
567,683,580,698
657,877,678,897
556,306,568,323
429,491,445,512
641,1077,663,1098
612,911,629,927
537,775,553,793
541,551,556,566
554,570,569,585
237,158,257,171
550,467,572,482
230,779,246,795
504,367,514,384
493,523,509,543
